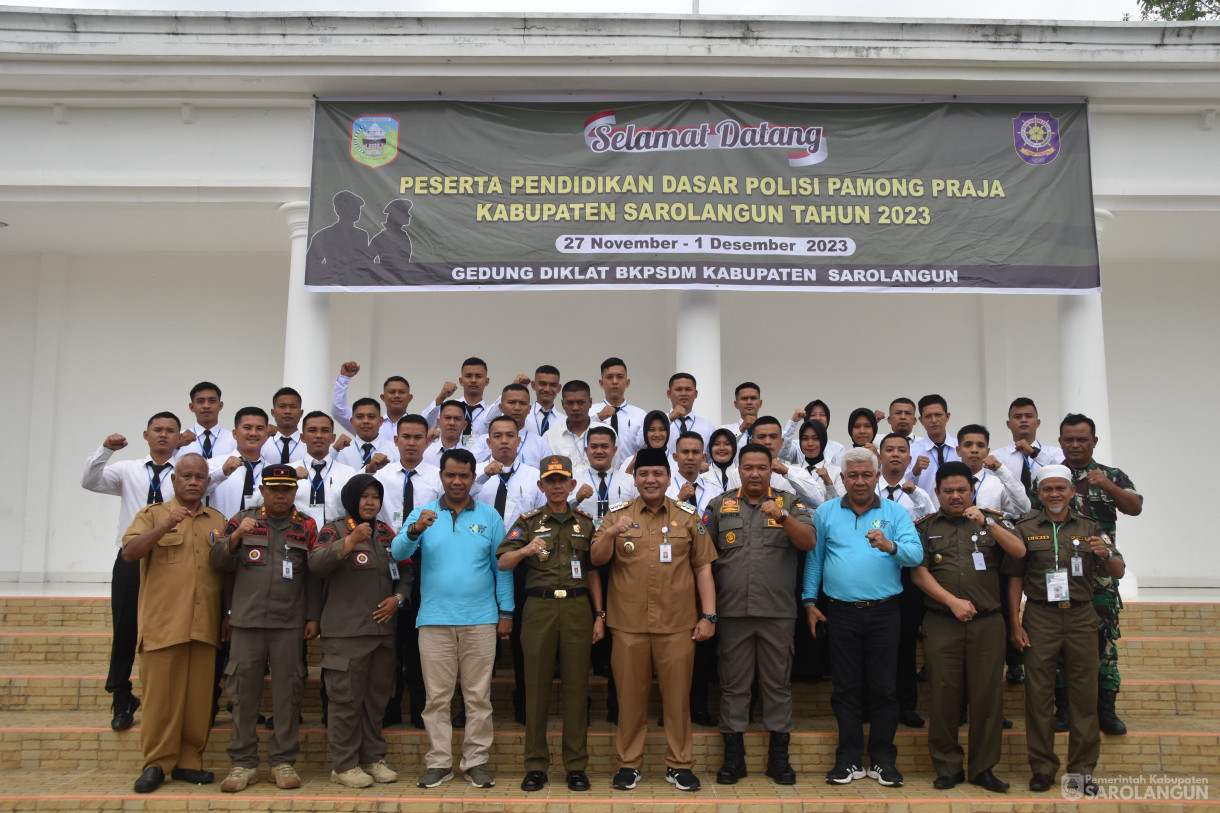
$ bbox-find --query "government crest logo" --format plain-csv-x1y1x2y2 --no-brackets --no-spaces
350,115,399,169
1013,112,1060,166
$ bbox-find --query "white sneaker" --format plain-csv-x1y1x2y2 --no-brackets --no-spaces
361,760,398,783
220,766,259,793
271,763,301,789
331,766,374,788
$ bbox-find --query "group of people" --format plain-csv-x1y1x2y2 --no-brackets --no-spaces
83,355,1141,796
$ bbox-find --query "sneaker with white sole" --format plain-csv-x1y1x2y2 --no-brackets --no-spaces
220,766,258,793
826,763,865,784
361,760,398,783
417,767,454,788
867,763,904,787
666,767,701,791
331,766,374,788
271,764,300,789
466,764,495,788
612,767,641,790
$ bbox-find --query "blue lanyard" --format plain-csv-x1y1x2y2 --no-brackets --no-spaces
146,462,171,497
534,408,553,436
309,458,334,503
196,427,219,458
973,470,987,501
276,435,301,461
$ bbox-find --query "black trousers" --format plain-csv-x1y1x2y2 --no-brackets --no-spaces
896,568,925,713
389,559,425,719
827,598,901,767
106,551,141,698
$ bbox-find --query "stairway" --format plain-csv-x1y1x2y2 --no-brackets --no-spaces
0,595,1215,811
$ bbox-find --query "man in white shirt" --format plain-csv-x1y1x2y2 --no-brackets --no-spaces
547,380,605,474
658,373,715,456
261,387,305,466
494,383,552,468
881,398,921,445
908,395,959,495
479,365,565,440
82,411,184,731
210,407,272,520
955,425,1031,519
571,426,637,522
421,356,491,436
176,381,237,462
992,397,1064,498
590,357,648,462
335,398,399,473
289,411,356,526
423,400,490,467
666,431,724,515
731,417,827,507
876,434,935,522
717,382,763,448
330,360,414,443
377,413,442,729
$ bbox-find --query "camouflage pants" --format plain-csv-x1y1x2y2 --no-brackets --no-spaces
1056,584,1121,692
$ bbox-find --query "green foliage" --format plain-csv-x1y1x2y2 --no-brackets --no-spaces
1138,0,1220,19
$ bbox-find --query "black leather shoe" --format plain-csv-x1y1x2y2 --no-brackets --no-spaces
110,695,140,731
1029,772,1054,792
410,713,425,730
452,711,466,729
170,767,214,784
899,709,925,728
933,770,964,789
133,766,164,793
690,709,719,727
382,708,403,728
1002,717,1014,729
566,770,590,791
520,770,547,792
970,769,1010,793
1006,664,1025,684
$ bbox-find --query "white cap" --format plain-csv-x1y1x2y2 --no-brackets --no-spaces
1037,464,1072,485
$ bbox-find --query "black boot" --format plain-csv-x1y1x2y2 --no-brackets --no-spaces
716,732,747,784
1053,687,1070,733
1098,688,1127,735
764,731,796,785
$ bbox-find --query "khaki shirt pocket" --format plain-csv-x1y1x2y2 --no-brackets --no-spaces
154,529,185,565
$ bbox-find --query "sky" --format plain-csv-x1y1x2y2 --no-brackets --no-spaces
8,0,1146,21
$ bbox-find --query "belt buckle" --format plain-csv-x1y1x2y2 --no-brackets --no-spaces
1057,600,1071,609
553,589,567,599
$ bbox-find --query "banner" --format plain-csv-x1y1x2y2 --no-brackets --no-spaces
305,99,1098,293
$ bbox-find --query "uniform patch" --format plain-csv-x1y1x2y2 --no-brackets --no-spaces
246,547,263,563
725,531,737,544
775,496,784,509
870,519,889,530
701,510,711,526
793,500,809,515
696,523,705,535
609,501,632,512
720,498,740,514
354,551,371,566
1026,534,1051,541
507,527,523,540
469,524,488,535
521,508,543,519
1000,519,1016,530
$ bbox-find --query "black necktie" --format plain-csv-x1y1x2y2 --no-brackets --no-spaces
610,407,620,436
361,442,374,464
201,428,213,459
311,462,325,506
463,404,476,436
494,469,513,517
1020,448,1035,493
597,472,609,518
540,409,552,435
935,443,946,467
686,483,698,507
678,416,689,434
402,469,415,520
241,461,257,510
147,462,170,505
885,485,899,501
280,437,292,464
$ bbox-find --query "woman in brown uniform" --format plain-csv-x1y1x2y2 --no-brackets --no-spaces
309,474,410,788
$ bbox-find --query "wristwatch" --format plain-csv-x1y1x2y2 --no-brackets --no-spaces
594,610,607,618
984,515,996,527
780,509,791,521
701,613,718,624
394,593,406,610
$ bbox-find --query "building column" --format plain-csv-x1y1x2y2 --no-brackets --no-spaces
280,201,331,412
674,290,722,427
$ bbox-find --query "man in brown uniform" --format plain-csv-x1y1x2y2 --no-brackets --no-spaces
1006,464,1125,796
910,461,1025,794
704,443,816,787
497,455,605,793
591,446,718,793
121,453,226,793
210,464,323,792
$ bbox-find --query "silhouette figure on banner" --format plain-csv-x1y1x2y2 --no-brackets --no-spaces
305,190,374,283
369,199,414,272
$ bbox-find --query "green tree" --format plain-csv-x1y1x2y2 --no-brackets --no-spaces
1138,0,1220,19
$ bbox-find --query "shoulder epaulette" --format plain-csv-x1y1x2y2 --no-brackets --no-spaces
520,508,543,520
981,508,1005,516
608,501,632,512
573,507,594,520
914,514,935,526
675,501,697,515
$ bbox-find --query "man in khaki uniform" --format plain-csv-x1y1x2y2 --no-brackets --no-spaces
1006,464,1125,796
210,464,323,792
121,453,227,793
910,461,1025,794
591,446,718,793
497,455,605,793
704,443,816,787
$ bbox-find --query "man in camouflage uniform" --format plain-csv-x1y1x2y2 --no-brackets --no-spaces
1053,414,1142,736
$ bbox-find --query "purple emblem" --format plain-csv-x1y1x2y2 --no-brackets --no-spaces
1013,112,1060,166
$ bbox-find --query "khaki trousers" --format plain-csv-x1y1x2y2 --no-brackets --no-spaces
521,596,594,772
321,634,395,772
611,628,695,770
225,627,306,768
1023,602,1101,776
138,640,216,772
418,624,497,772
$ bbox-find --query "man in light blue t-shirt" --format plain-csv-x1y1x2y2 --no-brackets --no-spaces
392,448,513,791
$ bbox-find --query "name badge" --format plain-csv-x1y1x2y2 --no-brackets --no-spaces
1070,555,1084,577
571,559,583,579
282,559,293,580
972,551,986,571
389,561,400,580
1046,569,1069,602
659,542,673,563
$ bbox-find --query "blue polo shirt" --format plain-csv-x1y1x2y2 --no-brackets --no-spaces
802,494,922,603
392,497,513,626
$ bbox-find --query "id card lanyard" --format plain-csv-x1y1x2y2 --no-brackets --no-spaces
1047,520,1070,602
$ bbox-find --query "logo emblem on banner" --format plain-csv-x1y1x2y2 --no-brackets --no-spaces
350,116,399,169
1013,113,1060,166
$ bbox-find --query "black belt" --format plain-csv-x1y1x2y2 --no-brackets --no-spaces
828,595,896,609
925,606,1001,621
1027,598,1089,609
526,588,589,599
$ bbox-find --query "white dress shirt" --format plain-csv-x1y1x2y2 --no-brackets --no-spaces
422,436,491,468
703,464,734,491
994,441,1064,486
875,477,934,522
330,374,400,443
968,465,1032,519
261,429,303,467
781,420,846,466
175,423,236,462
515,428,553,469
589,400,648,459
665,412,717,455
209,457,267,519
376,461,442,532
665,473,724,515
336,435,400,471
474,458,545,528
726,465,828,506
571,467,638,522
798,460,844,500
907,435,960,495
481,399,564,439
81,447,179,547
422,398,490,434
718,419,757,449
545,420,610,474
290,453,356,526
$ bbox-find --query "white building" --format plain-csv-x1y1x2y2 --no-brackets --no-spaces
1,10,1217,587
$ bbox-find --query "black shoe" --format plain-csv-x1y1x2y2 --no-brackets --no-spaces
970,768,1011,793
514,704,527,726
899,709,925,728
1002,717,1014,729
410,713,425,730
1029,772,1054,792
1006,664,1025,684
717,732,747,784
382,708,403,728
606,706,618,724
170,767,214,784
690,709,718,727
520,770,547,792
933,770,965,789
612,767,641,790
867,763,904,787
111,694,140,731
452,711,466,729
916,666,929,682
666,767,701,791
133,766,164,793
256,713,266,725
1098,688,1127,735
566,770,590,791
826,763,864,784
764,731,795,785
